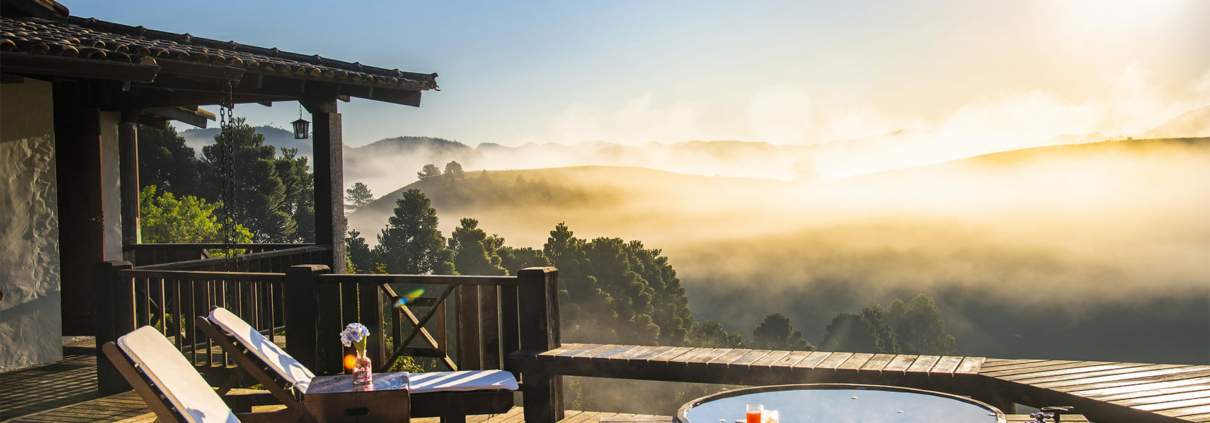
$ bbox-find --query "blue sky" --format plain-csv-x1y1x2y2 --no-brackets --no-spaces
68,0,1210,148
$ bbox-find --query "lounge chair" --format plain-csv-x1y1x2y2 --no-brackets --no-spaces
101,325,304,423
198,307,517,423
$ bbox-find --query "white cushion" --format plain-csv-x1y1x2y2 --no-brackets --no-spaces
209,308,315,393
117,326,239,423
209,308,518,395
408,370,519,393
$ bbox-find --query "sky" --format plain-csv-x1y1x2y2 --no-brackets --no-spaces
68,0,1210,148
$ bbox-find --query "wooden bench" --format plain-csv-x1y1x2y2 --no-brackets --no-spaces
512,343,1210,423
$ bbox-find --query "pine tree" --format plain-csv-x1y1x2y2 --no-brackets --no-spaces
345,182,374,211
275,148,314,242
345,228,373,274
449,218,507,276
896,294,957,355
819,312,882,353
417,164,441,181
372,189,455,274
200,118,295,242
752,313,813,350
444,161,465,179
137,125,200,197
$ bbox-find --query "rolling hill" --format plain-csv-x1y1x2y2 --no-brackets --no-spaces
348,137,1210,365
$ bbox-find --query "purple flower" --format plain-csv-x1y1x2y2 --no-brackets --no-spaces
340,323,371,347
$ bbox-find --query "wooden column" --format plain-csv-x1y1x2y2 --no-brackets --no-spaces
55,80,105,336
118,114,140,261
305,99,345,273
94,260,134,395
518,267,563,423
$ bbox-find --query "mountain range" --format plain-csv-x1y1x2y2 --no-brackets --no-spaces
181,105,1209,195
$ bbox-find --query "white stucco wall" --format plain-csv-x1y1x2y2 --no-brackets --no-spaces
100,112,122,261
0,78,63,371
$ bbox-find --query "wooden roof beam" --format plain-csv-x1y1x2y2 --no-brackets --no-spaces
146,107,214,129
1,52,157,83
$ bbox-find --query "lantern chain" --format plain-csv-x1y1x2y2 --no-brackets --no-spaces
218,82,237,271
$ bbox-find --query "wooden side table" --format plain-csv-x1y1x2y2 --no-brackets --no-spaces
303,372,411,423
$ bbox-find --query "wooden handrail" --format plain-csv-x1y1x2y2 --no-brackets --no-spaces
136,245,331,271
315,273,517,286
130,243,315,250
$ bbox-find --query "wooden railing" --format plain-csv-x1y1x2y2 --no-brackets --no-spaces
286,268,560,378
132,244,332,272
93,262,290,395
93,261,561,398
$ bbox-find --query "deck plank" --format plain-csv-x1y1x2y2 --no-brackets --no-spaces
1049,368,1210,393
769,351,813,369
860,354,897,372
930,356,964,374
837,353,875,372
814,352,853,370
728,350,772,367
905,355,941,374
955,357,986,375
607,346,656,362
996,363,1149,380
983,361,1119,378
748,351,790,367
882,355,917,374
791,351,832,370
706,348,752,370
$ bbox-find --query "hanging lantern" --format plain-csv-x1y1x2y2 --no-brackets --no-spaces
292,104,310,139
292,118,310,139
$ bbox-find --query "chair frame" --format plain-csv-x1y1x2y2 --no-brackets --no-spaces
101,341,304,423
195,315,513,423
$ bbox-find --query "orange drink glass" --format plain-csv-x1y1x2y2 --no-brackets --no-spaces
746,404,763,423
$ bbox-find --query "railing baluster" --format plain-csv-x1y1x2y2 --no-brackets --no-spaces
172,277,182,352
206,277,214,368
139,277,150,327
158,277,167,334
500,282,520,376
359,283,385,372
480,285,501,370
437,300,447,354
189,276,200,365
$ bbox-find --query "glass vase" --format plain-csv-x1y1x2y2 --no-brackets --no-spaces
352,349,372,385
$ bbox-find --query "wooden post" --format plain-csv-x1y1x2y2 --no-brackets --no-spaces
517,267,562,423
316,272,343,375
285,265,328,372
304,99,345,274
94,260,134,395
456,285,481,370
54,84,104,335
118,116,140,262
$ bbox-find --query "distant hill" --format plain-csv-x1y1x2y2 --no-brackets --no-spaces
1136,105,1210,139
340,136,481,197
346,165,785,243
347,137,1210,365
180,125,309,158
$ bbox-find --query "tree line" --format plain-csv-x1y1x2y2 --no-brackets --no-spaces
136,120,315,244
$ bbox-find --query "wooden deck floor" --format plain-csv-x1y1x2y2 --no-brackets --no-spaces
1,342,1082,423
